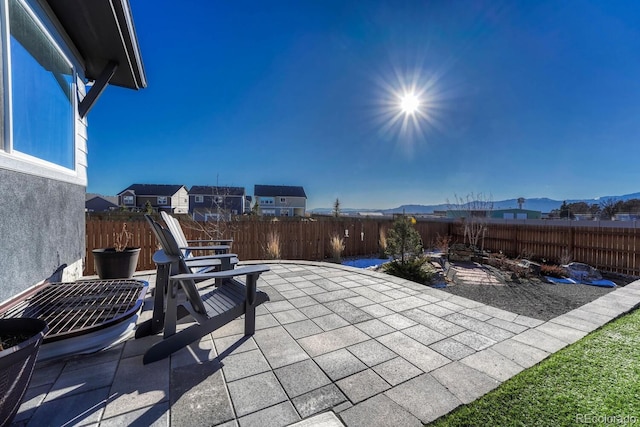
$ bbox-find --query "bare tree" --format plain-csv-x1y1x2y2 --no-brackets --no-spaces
600,198,622,220
447,193,494,251
186,186,240,240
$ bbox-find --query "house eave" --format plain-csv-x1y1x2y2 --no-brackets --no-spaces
45,0,147,90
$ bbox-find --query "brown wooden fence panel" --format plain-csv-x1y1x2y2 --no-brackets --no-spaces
85,217,640,277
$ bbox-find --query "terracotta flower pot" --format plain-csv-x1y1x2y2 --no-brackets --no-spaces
92,247,141,279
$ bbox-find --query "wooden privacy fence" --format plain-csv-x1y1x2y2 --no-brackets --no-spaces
448,221,640,276
84,216,450,275
85,216,640,277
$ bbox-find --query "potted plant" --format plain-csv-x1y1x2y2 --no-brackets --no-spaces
92,223,141,279
0,318,48,426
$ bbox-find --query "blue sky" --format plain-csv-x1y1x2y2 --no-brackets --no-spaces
87,0,640,210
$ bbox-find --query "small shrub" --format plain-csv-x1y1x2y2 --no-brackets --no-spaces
329,234,345,262
559,248,572,265
383,257,434,284
386,215,423,263
114,223,133,252
541,264,566,278
264,231,281,260
434,233,452,253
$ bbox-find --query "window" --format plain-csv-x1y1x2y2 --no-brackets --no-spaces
214,196,223,204
195,195,204,203
157,196,167,205
280,197,286,203
7,0,75,169
260,197,274,205
123,195,134,205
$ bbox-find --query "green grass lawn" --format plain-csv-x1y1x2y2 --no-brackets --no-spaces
430,308,640,426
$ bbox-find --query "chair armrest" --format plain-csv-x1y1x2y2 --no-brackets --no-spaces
186,253,238,261
171,265,269,281
181,245,230,252
185,257,239,268
186,239,233,244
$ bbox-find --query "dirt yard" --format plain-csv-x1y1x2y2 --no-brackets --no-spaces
440,262,636,321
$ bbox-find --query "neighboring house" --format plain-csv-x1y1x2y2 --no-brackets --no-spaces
118,184,188,213
491,209,542,220
254,185,307,217
446,209,541,220
0,0,146,304
446,209,492,219
189,186,247,221
85,194,119,212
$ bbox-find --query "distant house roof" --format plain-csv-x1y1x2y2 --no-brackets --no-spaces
254,185,307,198
85,195,118,212
189,186,245,196
118,184,186,196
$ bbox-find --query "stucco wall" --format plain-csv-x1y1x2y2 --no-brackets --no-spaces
0,169,84,304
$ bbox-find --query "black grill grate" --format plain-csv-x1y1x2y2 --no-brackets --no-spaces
0,279,148,343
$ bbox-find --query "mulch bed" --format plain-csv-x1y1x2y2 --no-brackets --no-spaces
440,262,637,321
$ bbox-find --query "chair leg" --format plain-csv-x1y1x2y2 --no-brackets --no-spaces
244,273,258,335
143,308,241,364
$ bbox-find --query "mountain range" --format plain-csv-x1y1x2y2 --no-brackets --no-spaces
310,192,640,215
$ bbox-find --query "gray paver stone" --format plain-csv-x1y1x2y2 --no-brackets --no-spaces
222,349,271,381
535,322,588,344
227,372,288,417
460,348,524,381
402,324,447,346
431,361,500,404
354,319,396,338
237,401,300,427
314,349,367,381
103,356,169,419
291,383,347,418
274,359,331,398
27,386,109,427
273,308,308,325
451,330,496,351
372,357,422,386
171,360,234,426
512,328,569,353
313,313,350,331
100,402,169,427
254,326,309,368
299,304,333,319
429,338,476,361
324,300,373,323
339,394,421,427
377,332,450,373
298,326,369,357
379,313,418,330
491,339,550,369
284,319,325,339
44,360,118,402
335,369,390,403
385,374,462,424
347,340,396,367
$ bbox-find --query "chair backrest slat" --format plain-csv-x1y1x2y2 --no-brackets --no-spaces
144,214,207,314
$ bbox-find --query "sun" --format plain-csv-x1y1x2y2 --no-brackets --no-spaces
400,92,420,114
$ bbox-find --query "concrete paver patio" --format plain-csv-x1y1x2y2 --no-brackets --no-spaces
11,261,640,427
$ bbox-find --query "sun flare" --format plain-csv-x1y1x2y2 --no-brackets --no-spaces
400,93,420,114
